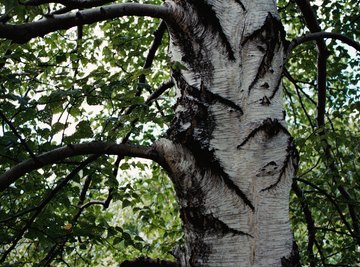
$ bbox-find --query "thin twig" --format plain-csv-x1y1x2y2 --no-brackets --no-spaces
0,110,36,159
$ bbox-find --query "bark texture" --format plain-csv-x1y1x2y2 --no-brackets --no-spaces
156,0,300,266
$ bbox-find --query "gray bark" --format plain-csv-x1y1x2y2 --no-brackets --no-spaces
155,0,300,266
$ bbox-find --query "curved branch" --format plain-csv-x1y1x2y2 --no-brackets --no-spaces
22,0,115,8
287,32,360,55
120,257,178,267
0,142,162,191
0,3,172,44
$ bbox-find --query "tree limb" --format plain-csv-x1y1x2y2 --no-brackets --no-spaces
0,3,172,44
139,20,167,85
0,142,162,191
22,0,115,8
292,181,316,267
294,0,328,128
120,257,178,267
287,32,360,55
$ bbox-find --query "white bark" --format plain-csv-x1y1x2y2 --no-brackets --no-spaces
158,0,299,266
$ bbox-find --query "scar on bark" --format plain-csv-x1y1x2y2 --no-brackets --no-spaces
199,81,243,114
269,75,282,99
237,118,290,149
241,13,285,94
182,207,253,237
261,137,297,191
221,169,255,210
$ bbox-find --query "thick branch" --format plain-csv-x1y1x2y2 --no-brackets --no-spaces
0,3,172,44
120,257,178,267
22,0,114,8
0,142,161,191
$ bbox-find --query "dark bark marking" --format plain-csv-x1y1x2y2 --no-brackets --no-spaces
259,95,271,105
169,73,252,210
269,75,282,99
187,0,235,60
168,73,254,213
261,137,298,192
188,235,211,267
121,257,178,267
221,169,255,211
256,160,279,177
247,55,269,94
168,72,215,155
261,82,270,89
181,207,252,237
198,82,243,114
234,0,246,11
167,20,214,81
237,118,290,149
241,13,286,94
208,91,243,114
242,13,286,48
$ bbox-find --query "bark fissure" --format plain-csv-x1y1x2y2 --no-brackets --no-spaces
261,137,298,192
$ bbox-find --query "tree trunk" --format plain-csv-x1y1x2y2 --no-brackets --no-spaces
156,0,300,266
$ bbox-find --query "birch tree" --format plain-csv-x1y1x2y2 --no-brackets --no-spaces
0,0,359,266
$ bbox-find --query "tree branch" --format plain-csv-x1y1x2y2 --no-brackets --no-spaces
113,79,174,132
120,257,178,267
0,3,172,44
22,0,115,8
294,0,328,128
139,20,167,85
0,142,162,191
292,181,316,267
295,177,355,239
145,79,175,105
287,32,360,55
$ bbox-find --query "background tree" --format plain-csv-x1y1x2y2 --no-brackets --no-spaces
0,0,359,266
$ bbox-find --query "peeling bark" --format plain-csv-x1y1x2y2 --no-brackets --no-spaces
157,0,300,266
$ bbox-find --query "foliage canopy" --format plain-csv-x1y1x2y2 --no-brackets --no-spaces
0,0,359,266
